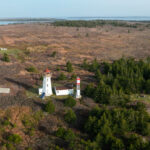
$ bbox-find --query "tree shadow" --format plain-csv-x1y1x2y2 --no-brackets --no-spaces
5,77,32,89
5,77,38,94
33,101,45,111
73,108,90,130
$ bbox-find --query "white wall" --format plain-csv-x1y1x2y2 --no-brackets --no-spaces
42,75,53,96
0,88,10,94
39,88,43,95
0,48,7,51
55,89,74,96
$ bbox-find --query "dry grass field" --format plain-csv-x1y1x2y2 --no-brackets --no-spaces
0,22,150,149
0,23,150,62
0,23,150,93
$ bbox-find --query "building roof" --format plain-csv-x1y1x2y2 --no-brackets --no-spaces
55,86,73,91
45,68,50,73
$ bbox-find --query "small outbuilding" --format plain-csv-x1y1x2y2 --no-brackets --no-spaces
0,88,10,94
54,86,74,96
0,48,7,51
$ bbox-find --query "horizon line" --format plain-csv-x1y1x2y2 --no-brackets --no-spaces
0,16,150,19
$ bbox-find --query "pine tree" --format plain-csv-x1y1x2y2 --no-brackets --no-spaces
66,61,73,72
2,53,10,62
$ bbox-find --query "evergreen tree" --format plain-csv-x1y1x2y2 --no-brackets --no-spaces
64,109,77,124
66,61,73,72
45,100,55,114
95,69,103,81
2,53,10,62
84,83,95,98
64,96,76,107
57,73,66,80
82,59,89,70
145,79,150,94
94,81,112,104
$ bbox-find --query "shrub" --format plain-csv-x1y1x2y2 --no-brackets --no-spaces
82,59,89,70
25,147,32,150
39,75,43,80
26,66,38,73
64,109,77,124
22,115,33,127
56,67,60,71
24,49,30,55
64,96,76,107
64,129,76,142
86,33,89,37
51,51,57,57
56,128,76,149
55,146,64,150
7,134,22,144
2,53,10,62
5,143,16,150
57,73,66,80
26,127,35,136
45,100,55,114
33,110,44,122
66,61,73,72
2,120,10,126
56,127,66,137
56,127,76,141
64,129,76,148
71,74,77,80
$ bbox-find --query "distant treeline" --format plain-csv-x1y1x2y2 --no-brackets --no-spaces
52,20,139,28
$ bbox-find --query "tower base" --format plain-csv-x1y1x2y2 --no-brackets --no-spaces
75,95,82,99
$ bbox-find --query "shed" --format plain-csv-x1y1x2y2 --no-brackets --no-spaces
0,88,10,94
0,48,7,51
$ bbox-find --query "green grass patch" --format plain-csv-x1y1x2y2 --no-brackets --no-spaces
0,49,26,62
131,94,150,103
51,95,68,100
26,66,38,73
26,87,39,98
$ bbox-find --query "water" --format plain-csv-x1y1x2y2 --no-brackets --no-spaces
0,20,54,25
0,16,150,25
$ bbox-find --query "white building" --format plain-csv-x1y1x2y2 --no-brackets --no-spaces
0,88,10,94
38,69,81,98
0,48,7,51
39,69,53,97
54,86,74,96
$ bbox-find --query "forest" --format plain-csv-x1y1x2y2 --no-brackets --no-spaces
83,57,150,101
52,20,139,28
52,58,150,150
75,58,150,150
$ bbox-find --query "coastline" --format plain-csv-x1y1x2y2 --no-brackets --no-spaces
0,17,150,25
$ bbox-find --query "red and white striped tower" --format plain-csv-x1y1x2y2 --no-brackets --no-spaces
76,77,81,99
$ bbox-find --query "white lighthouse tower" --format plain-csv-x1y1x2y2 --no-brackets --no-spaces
75,77,81,99
39,69,53,97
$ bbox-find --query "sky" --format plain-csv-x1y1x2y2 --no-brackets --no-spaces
0,0,150,18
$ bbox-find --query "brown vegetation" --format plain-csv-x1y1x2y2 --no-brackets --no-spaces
0,23,149,93
0,23,150,149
